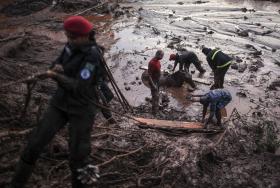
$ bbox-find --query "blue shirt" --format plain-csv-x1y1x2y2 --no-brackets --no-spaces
205,89,232,113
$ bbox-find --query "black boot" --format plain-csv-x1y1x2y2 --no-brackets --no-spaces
10,159,34,188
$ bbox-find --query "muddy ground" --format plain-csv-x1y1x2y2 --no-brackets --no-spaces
0,0,280,188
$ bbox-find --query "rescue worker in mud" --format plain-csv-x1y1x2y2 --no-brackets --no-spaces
10,16,104,188
148,50,164,115
169,49,206,74
202,47,232,90
189,89,232,129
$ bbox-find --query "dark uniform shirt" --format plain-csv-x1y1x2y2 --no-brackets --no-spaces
50,43,103,114
174,51,199,71
206,49,232,71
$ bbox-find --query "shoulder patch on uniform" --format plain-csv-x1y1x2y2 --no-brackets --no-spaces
85,62,95,71
80,68,91,80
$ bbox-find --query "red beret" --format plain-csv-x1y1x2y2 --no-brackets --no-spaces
169,54,177,61
64,16,93,36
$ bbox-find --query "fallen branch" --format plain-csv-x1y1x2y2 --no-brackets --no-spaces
75,2,108,16
47,160,67,181
91,133,119,138
0,71,47,89
97,144,147,168
0,129,32,138
193,78,212,85
212,130,227,148
0,34,25,43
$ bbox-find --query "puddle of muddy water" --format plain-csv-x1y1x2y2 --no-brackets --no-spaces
107,0,280,116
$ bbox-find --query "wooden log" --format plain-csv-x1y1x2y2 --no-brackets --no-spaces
134,117,203,129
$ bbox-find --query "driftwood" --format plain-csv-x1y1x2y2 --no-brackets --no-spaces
97,144,147,168
193,78,212,85
134,117,223,133
75,2,109,16
0,71,47,89
0,129,32,138
0,34,25,43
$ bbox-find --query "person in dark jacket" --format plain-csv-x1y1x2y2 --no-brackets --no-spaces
10,16,103,188
169,50,206,74
148,50,164,115
190,89,232,129
202,47,232,90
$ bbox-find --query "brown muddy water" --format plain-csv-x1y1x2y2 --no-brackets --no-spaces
107,0,280,117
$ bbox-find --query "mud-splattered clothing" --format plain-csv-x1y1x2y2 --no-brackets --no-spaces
173,51,205,73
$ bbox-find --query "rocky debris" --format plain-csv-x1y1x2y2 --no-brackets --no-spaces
268,78,280,90
51,0,101,13
167,64,173,70
236,90,247,97
241,8,256,13
231,63,238,70
0,36,31,58
167,37,182,49
125,86,131,91
152,27,160,35
273,59,280,67
1,0,52,16
184,16,192,21
193,1,209,4
238,63,248,73
113,10,125,18
130,81,136,85
237,29,249,37
243,16,248,20
250,50,262,57
249,65,259,72
252,59,264,68
245,44,257,51
161,93,170,107
235,56,243,63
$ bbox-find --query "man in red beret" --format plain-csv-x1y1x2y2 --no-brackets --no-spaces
10,16,104,188
148,50,164,115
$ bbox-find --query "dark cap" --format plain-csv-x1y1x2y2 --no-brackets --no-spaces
202,47,212,55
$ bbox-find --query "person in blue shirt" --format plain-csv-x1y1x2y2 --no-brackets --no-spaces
189,89,232,129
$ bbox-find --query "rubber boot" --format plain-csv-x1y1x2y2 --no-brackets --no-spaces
10,159,34,188
71,169,91,188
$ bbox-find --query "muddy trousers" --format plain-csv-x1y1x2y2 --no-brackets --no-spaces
151,87,159,114
11,104,95,188
182,61,206,73
210,65,230,90
215,109,222,126
184,72,196,88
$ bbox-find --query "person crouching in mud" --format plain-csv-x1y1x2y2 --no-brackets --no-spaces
169,49,206,74
148,50,164,115
10,16,103,188
189,89,232,129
